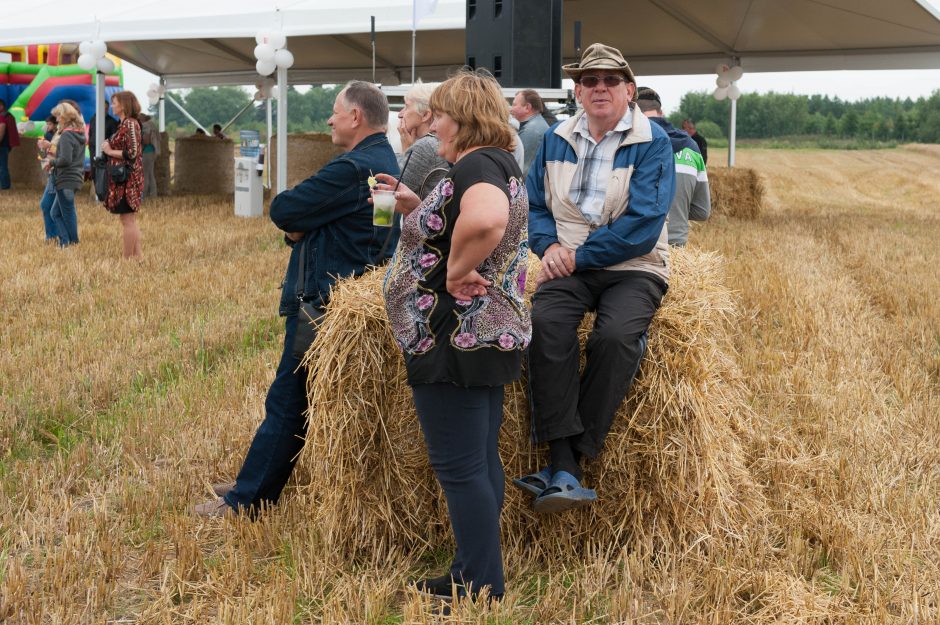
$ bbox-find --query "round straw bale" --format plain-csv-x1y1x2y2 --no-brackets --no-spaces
155,132,171,195
271,133,344,189
708,166,764,219
7,137,45,191
173,135,233,194
298,247,765,563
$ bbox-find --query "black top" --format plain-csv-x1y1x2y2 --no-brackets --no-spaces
384,147,531,388
690,132,708,164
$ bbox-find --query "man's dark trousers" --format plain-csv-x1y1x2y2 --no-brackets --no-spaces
528,270,666,458
224,315,309,512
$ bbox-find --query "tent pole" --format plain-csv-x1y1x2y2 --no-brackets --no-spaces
158,78,166,133
276,66,287,194
220,100,256,133
728,97,737,168
411,29,416,83
95,71,105,157
266,97,273,190
164,93,207,133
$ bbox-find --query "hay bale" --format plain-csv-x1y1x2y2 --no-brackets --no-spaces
271,133,344,188
173,135,233,194
7,137,45,191
709,166,764,219
155,133,171,196
299,248,765,562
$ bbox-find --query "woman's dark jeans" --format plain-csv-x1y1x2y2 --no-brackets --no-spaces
40,175,57,240
50,188,79,246
412,382,506,598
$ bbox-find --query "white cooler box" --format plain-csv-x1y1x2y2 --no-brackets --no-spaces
234,157,263,217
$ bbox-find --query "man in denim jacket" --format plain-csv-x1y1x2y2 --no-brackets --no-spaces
196,81,400,517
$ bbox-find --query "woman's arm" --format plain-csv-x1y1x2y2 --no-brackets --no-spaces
446,182,509,298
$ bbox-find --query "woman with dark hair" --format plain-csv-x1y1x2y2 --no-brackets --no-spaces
100,90,144,258
376,69,530,602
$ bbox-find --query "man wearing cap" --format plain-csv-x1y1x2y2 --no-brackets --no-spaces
637,87,710,247
514,43,675,514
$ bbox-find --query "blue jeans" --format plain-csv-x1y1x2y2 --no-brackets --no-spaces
0,146,10,189
412,383,506,598
225,315,309,513
40,175,58,240
50,188,79,246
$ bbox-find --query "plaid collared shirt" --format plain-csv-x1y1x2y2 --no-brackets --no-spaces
568,110,633,225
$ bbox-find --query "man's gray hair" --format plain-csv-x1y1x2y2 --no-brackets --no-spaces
341,81,389,130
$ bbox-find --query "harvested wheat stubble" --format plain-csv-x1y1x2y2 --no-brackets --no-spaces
299,247,765,565
173,135,234,194
709,166,764,219
271,133,344,189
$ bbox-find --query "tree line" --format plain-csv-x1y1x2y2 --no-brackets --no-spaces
158,85,341,136
157,86,940,145
669,90,940,144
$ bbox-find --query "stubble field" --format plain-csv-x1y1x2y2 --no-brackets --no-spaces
1,145,938,624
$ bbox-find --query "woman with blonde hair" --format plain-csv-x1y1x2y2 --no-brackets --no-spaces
377,69,530,602
397,81,448,199
100,90,144,258
45,101,86,246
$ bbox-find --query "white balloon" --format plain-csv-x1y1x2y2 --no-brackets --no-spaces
158,85,167,95
148,95,159,107
716,76,730,88
97,57,115,74
255,32,267,45
274,48,294,69
89,40,107,59
77,53,96,71
728,84,741,101
254,90,264,101
149,82,160,92
147,88,158,98
79,41,92,55
727,66,744,81
256,58,277,76
271,86,279,99
260,84,273,97
713,87,728,101
254,43,275,62
715,63,729,76
268,32,287,50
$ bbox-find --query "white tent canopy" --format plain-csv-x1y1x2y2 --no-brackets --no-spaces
4,0,940,86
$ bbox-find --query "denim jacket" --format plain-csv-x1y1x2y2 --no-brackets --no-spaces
270,132,401,317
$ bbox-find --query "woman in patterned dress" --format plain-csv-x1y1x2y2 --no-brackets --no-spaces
375,69,530,603
100,90,144,259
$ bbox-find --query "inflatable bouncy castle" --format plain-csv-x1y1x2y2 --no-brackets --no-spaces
0,43,123,137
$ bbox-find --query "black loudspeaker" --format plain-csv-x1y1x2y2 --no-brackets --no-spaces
465,0,563,88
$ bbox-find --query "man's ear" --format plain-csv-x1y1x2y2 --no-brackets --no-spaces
350,107,362,128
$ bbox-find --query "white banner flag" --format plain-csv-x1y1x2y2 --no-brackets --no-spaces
413,0,439,30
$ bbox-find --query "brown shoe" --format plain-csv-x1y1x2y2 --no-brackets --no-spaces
212,481,236,497
193,497,235,518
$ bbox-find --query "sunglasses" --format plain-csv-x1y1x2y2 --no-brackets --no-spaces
579,75,627,88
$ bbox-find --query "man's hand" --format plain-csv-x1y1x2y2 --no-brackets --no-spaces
537,243,576,286
285,232,305,243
